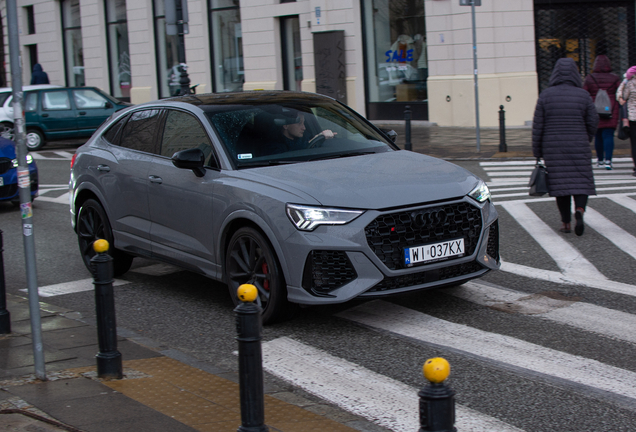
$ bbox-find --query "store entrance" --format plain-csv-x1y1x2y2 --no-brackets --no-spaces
535,0,636,93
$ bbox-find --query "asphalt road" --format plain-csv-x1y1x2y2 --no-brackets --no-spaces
3,147,636,431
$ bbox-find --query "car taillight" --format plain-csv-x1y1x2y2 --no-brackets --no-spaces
70,153,77,169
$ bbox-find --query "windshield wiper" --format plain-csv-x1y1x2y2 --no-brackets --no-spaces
308,151,376,162
237,160,296,168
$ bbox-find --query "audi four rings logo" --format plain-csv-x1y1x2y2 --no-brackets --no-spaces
411,209,448,228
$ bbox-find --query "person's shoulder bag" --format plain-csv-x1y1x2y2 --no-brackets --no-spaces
528,159,549,196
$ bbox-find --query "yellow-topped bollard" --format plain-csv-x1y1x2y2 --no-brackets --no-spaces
93,239,109,254
423,357,450,383
237,283,258,303
418,357,456,431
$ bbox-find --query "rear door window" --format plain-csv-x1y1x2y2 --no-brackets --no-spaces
118,109,162,154
42,90,71,110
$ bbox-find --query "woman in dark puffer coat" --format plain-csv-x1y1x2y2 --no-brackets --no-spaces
532,58,599,236
583,54,620,169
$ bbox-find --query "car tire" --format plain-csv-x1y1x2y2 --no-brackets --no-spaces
225,227,296,324
76,198,134,277
25,129,45,151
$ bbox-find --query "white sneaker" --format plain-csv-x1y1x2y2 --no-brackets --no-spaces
605,160,613,170
596,159,604,168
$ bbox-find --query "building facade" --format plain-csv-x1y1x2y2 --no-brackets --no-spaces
2,0,634,127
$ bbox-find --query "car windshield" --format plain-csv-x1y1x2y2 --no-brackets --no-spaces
203,99,396,168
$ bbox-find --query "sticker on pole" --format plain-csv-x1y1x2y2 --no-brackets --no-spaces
23,223,33,236
18,169,30,188
20,202,33,219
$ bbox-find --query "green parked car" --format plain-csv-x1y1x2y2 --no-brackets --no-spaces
17,86,131,151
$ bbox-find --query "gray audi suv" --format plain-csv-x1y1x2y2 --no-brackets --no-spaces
69,91,499,323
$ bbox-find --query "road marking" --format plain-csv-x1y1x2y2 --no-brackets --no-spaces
499,201,606,281
607,194,636,213
37,192,69,204
448,282,636,345
21,278,130,297
262,337,525,432
338,301,636,401
584,207,636,260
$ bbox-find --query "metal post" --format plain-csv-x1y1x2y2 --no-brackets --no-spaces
235,284,268,432
91,240,122,379
0,230,10,334
177,0,191,96
404,105,412,151
419,358,456,432
7,0,45,380
471,0,481,152
498,105,507,152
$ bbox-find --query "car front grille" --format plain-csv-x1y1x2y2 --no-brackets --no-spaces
0,184,18,198
0,158,11,175
365,201,483,270
487,221,499,263
302,250,358,295
366,261,485,293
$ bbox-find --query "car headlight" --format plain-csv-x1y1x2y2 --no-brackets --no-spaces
468,180,491,203
286,204,364,231
12,154,34,168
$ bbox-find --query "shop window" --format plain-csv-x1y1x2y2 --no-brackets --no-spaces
105,0,131,100
209,0,244,93
154,0,182,98
281,16,302,91
61,0,84,87
363,0,427,104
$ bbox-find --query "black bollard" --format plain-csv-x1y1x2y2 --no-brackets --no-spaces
0,230,10,334
498,105,508,152
405,105,412,151
235,284,268,432
91,239,122,379
419,357,456,432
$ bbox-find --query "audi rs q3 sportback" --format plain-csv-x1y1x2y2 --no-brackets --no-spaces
69,91,499,323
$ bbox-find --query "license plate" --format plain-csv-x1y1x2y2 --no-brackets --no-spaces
0,177,3,186
404,238,465,266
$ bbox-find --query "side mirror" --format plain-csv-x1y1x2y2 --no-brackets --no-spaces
172,148,206,177
380,128,398,143
104,102,113,109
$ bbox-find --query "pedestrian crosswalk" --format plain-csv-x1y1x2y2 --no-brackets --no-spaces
482,157,636,200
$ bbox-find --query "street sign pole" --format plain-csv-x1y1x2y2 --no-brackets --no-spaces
6,0,46,381
471,0,480,152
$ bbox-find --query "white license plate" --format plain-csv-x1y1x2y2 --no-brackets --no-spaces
404,238,465,266
0,177,3,186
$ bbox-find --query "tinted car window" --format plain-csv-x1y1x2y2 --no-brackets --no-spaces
73,89,109,109
24,93,38,112
161,110,216,166
103,114,128,144
118,109,161,154
42,91,71,110
0,92,10,106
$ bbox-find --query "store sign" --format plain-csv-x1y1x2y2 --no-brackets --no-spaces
385,49,414,63
459,0,481,5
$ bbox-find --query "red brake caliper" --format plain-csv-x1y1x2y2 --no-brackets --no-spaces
262,262,270,291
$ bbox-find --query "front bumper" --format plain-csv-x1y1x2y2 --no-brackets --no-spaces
0,162,38,202
283,196,499,305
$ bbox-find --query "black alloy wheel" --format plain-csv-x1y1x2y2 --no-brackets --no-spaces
76,198,133,277
225,227,295,324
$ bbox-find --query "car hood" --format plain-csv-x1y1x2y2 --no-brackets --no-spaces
0,137,16,158
246,151,480,209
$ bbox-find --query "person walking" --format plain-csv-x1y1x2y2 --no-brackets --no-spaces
583,54,620,169
617,65,636,177
532,58,599,236
30,63,49,84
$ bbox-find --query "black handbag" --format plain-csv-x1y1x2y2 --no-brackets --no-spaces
528,159,549,196
618,104,630,140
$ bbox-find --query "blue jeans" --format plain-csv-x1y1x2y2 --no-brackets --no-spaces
594,127,615,161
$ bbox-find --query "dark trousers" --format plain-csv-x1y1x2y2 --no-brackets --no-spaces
594,127,615,162
556,195,588,223
629,121,636,170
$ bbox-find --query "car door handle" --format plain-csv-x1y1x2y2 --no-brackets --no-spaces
79,111,86,115
148,175,163,184
97,164,110,172
42,113,49,117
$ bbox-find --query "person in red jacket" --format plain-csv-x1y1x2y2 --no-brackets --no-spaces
583,55,620,169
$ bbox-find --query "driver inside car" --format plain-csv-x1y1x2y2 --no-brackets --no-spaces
277,111,337,151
